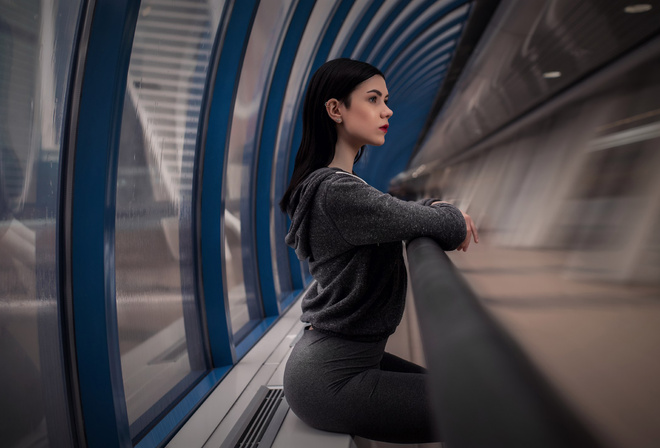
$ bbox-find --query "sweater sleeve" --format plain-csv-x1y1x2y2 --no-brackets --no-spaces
323,175,466,250
414,198,441,206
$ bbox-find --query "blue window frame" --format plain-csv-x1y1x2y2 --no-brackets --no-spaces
222,0,296,347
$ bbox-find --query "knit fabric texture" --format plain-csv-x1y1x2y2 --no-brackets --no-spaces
285,167,466,341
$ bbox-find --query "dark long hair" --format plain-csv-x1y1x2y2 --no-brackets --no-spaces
279,58,384,213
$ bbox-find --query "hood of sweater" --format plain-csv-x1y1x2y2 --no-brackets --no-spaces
285,167,339,260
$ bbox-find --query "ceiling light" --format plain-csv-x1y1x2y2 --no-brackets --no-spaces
543,71,561,79
624,4,652,13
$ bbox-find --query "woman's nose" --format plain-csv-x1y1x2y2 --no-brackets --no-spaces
383,105,393,118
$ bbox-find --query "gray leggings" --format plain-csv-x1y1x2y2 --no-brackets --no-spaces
283,327,439,443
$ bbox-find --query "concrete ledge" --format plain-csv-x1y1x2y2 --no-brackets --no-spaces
272,409,356,448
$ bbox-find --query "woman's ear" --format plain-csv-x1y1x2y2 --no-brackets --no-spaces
325,99,342,124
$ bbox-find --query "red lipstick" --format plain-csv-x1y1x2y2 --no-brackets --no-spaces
380,125,389,133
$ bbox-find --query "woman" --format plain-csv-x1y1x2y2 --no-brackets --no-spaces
280,58,478,443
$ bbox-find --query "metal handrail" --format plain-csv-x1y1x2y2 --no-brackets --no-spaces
406,237,602,448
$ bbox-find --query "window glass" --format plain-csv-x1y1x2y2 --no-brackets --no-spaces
114,0,226,437
0,1,81,446
327,0,372,60
270,0,339,300
223,0,293,340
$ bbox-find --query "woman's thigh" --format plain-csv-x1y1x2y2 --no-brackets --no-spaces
380,351,427,374
331,366,438,443
284,331,438,444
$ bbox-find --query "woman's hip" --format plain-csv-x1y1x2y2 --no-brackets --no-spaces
285,328,387,379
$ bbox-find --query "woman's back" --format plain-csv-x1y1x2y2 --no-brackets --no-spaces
285,166,465,341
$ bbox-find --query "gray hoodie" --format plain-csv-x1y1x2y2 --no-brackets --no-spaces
285,167,466,341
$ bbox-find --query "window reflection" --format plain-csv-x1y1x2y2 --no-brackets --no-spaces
223,0,293,340
270,0,339,300
0,1,80,446
114,0,226,436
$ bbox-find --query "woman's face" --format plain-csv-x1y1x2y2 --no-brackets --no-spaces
338,75,393,148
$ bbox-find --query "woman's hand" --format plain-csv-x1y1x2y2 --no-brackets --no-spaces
430,201,479,251
456,210,478,252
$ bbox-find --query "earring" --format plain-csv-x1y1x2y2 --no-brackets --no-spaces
335,118,342,123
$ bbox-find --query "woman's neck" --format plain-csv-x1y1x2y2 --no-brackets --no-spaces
328,139,359,172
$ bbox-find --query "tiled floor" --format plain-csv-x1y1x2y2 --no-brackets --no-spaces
447,239,660,448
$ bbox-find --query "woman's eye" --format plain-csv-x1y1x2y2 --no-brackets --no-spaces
369,97,377,103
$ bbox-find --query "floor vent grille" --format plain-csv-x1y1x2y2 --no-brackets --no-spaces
221,386,289,448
